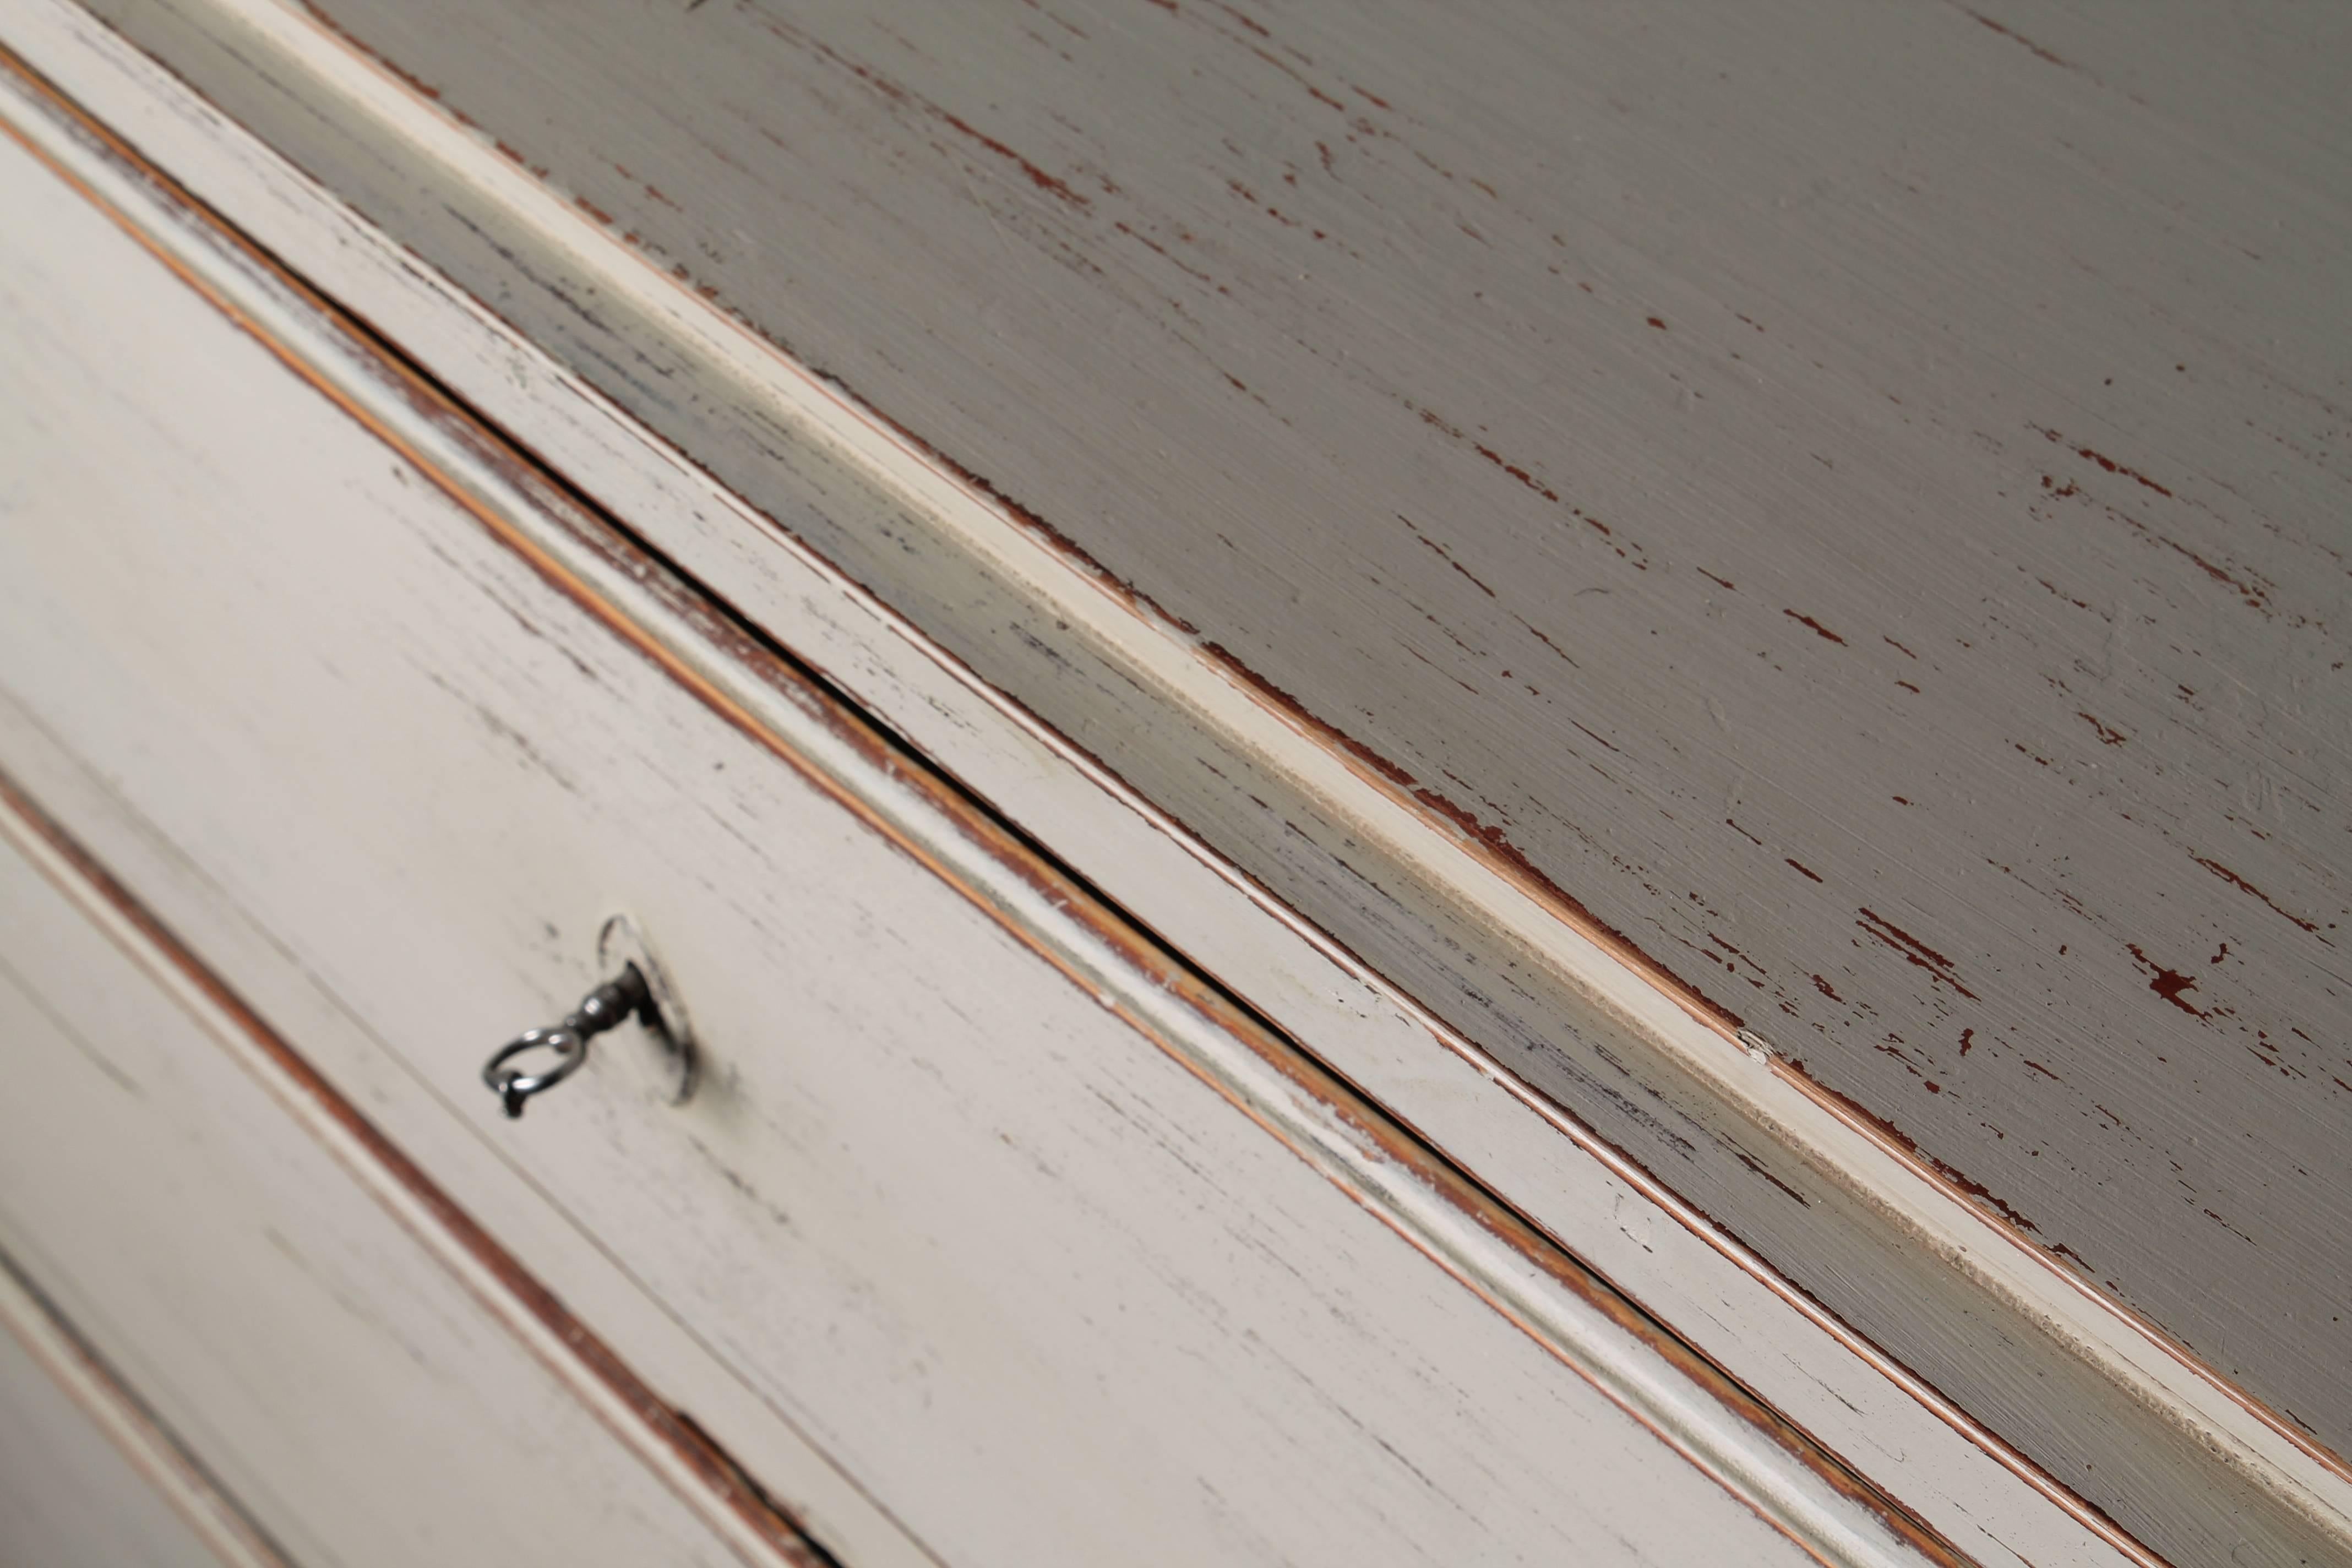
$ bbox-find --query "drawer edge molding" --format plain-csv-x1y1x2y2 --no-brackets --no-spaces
0,45,1992,1568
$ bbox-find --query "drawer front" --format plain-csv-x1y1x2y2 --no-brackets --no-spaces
0,798,762,1567
0,48,1949,1568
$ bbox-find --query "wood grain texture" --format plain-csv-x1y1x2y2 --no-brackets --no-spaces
0,16,2179,1567
0,88,1932,1568
21,1,2349,1559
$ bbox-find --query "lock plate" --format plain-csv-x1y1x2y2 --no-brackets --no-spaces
597,911,697,1107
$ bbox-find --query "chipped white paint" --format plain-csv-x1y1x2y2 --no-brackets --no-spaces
7,2,2343,1564
0,69,1960,1568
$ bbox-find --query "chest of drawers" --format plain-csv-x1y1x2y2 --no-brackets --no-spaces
2,3,2348,1564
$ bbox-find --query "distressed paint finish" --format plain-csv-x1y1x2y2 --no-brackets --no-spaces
72,0,2352,1487
0,95,1920,1568
22,1,2351,1558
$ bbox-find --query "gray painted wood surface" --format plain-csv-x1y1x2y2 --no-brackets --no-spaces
83,0,2352,1461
